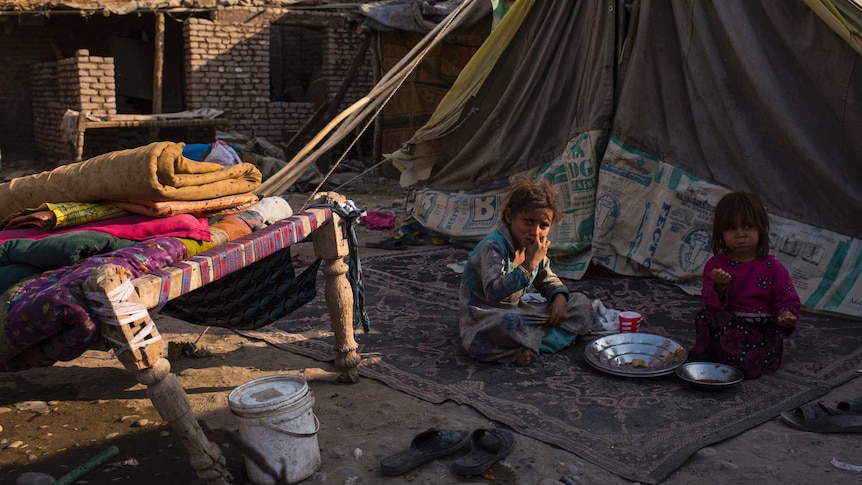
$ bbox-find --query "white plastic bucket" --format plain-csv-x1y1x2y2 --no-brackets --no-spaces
228,375,321,485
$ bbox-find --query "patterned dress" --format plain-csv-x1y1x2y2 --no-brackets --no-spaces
691,254,801,379
459,224,596,363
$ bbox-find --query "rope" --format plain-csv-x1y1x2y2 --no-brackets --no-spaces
301,0,479,206
83,279,163,355
258,0,482,201
331,158,386,193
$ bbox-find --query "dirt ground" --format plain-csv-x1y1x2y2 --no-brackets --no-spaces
1,164,861,485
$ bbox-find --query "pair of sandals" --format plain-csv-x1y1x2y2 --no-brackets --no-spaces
779,397,862,433
380,427,515,477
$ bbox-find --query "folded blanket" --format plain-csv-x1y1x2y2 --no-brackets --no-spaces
0,214,211,243
1,202,130,230
0,141,262,220
0,231,135,293
110,193,260,219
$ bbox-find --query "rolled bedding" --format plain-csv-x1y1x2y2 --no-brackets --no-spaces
0,141,262,220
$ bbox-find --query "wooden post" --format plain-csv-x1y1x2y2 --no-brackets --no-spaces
310,192,361,383
150,11,165,141
83,265,231,485
152,11,165,115
75,111,87,162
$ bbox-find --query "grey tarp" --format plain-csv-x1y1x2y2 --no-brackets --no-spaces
412,0,617,189
614,0,862,239
387,0,861,317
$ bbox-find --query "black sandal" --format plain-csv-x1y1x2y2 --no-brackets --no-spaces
380,428,471,476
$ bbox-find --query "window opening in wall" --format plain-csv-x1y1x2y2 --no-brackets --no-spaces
270,23,325,103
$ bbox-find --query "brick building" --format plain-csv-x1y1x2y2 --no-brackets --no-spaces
0,0,490,169
0,1,377,163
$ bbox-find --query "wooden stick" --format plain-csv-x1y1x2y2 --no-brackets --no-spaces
150,11,165,140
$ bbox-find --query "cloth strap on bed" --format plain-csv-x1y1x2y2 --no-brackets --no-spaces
320,200,371,332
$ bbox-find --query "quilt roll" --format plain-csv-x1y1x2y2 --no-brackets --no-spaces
0,142,262,220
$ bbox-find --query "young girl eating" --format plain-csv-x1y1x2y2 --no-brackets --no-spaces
691,191,801,378
458,176,598,366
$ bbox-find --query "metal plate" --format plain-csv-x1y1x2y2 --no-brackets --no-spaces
675,362,744,391
584,333,688,377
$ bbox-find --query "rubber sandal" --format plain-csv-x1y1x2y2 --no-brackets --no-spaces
380,428,471,476
451,428,515,476
779,402,862,433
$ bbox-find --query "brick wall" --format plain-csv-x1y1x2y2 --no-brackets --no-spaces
185,8,374,146
30,62,65,162
31,50,120,161
9,8,375,163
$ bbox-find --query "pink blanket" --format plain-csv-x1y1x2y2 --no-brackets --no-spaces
0,214,211,243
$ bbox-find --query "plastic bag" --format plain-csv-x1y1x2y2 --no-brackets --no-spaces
204,140,242,167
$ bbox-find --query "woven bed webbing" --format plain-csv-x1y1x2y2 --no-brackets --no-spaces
162,249,321,330
148,207,331,329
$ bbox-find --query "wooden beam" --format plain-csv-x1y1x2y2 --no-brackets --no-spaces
150,11,165,141
152,12,165,115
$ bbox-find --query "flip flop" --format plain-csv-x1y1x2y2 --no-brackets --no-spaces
380,428,471,476
451,428,515,476
780,402,862,433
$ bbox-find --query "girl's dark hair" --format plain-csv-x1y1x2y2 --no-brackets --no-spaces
504,175,561,222
711,191,770,257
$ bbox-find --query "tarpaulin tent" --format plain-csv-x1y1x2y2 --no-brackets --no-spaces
387,0,862,318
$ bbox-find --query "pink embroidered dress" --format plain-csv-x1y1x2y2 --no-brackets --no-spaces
691,254,801,378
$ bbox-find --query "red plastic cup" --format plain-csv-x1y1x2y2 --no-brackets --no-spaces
619,311,642,333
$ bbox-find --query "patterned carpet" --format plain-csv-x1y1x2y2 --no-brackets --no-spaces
240,248,862,484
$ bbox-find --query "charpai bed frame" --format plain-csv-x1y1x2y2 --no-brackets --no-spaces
73,111,228,162
79,192,359,484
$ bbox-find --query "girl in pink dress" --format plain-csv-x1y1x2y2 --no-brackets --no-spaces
691,191,801,379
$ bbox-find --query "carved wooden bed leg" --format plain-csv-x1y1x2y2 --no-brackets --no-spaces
311,192,361,383
84,265,231,485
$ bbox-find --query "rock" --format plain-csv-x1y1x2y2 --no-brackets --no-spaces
15,471,55,485
7,440,24,449
132,419,149,427
15,401,50,414
105,432,120,439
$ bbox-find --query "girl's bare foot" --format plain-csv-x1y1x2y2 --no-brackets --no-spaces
515,348,532,367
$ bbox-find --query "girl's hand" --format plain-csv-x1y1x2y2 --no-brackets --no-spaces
546,293,567,327
710,268,731,298
776,311,797,329
523,235,551,272
710,268,732,285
